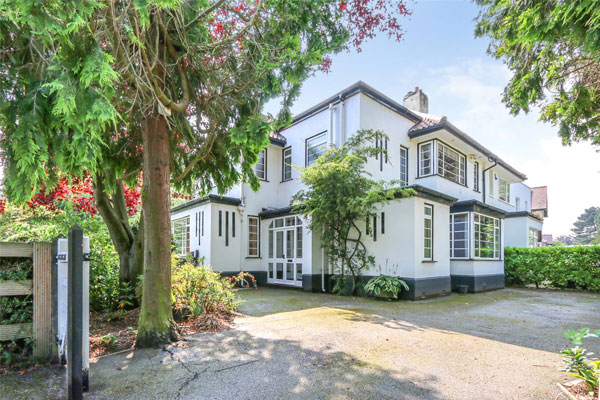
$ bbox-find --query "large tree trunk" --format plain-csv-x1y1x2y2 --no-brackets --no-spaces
136,108,179,347
94,174,144,287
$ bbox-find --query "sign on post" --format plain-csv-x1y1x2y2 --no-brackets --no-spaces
56,227,90,398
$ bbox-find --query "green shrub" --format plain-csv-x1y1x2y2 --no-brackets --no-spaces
560,328,600,395
0,203,125,312
364,275,409,299
171,258,241,319
504,246,600,290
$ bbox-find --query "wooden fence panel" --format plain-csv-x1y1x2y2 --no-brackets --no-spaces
0,323,32,341
32,242,52,358
0,280,32,296
0,243,33,258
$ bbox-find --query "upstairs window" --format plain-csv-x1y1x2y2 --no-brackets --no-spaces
255,149,266,180
437,142,465,185
419,142,433,176
499,178,510,203
473,162,480,192
306,132,327,166
400,146,408,186
172,216,190,256
282,147,292,181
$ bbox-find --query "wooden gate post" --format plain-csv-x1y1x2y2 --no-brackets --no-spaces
32,242,52,359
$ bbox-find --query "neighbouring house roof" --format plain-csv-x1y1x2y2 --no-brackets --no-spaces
171,194,241,214
542,234,553,245
408,113,527,181
505,211,544,222
450,199,507,219
531,186,548,216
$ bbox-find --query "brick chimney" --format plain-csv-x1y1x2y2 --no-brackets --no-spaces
403,87,429,114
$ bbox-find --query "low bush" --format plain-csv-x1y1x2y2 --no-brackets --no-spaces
364,275,409,299
504,246,600,291
171,258,241,319
560,328,600,396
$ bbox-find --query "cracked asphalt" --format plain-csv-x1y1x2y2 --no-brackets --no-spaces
1,287,599,399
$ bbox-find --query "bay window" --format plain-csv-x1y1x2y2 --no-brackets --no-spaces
419,142,433,176
474,213,500,259
437,141,466,185
449,213,469,259
172,216,190,256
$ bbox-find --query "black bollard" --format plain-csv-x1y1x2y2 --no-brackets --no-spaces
68,226,83,400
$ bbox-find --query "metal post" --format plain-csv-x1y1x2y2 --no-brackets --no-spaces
67,226,83,400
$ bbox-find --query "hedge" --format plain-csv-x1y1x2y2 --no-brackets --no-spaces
504,246,600,291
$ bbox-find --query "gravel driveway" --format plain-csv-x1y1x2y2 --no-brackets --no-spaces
2,287,599,399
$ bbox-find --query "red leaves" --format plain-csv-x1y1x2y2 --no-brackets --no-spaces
0,199,6,215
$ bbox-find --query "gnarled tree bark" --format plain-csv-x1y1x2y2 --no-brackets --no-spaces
94,173,144,287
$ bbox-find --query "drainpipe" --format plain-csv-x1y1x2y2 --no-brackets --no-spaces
339,94,346,145
482,157,497,204
328,103,334,148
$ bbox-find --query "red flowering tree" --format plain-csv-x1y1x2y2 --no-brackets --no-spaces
1,0,411,347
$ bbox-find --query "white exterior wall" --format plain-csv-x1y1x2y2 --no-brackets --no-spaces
504,216,543,248
511,183,533,212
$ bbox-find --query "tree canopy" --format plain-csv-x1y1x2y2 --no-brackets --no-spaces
475,0,600,145
572,206,600,245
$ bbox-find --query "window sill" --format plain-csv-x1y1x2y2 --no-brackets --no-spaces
280,179,293,183
422,260,437,263
246,256,261,259
498,199,513,206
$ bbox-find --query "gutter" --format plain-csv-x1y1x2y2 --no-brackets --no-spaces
482,157,497,204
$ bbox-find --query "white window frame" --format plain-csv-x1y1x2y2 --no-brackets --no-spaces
473,213,500,260
255,149,267,180
499,178,510,203
450,213,469,259
282,146,292,181
400,146,408,186
171,216,190,256
473,162,480,192
418,141,433,177
306,132,327,166
248,216,260,257
437,141,466,185
423,204,433,261
529,228,539,248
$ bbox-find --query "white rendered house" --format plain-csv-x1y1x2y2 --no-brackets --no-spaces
171,82,546,299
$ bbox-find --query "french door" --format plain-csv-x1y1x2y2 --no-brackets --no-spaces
267,216,303,286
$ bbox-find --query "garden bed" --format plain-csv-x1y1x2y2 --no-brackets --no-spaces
90,308,237,358
558,380,598,400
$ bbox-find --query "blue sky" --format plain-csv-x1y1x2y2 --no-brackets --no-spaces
266,0,600,237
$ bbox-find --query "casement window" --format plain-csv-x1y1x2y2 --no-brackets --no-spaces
474,213,500,259
373,214,377,242
218,211,222,236
473,162,480,192
399,146,408,186
225,211,229,246
171,216,190,256
248,216,259,257
381,212,385,234
201,211,204,236
449,213,469,259
282,146,292,181
424,205,433,260
529,228,540,248
516,197,521,211
306,132,327,166
499,178,510,203
232,212,236,237
437,141,466,185
255,149,267,180
419,142,433,176
376,137,388,171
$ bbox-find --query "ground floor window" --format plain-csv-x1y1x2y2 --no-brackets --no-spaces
248,216,259,256
424,205,433,260
450,213,469,258
172,216,190,256
529,228,540,248
474,213,500,259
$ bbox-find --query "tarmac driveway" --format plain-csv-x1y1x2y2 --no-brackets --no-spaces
1,287,599,399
